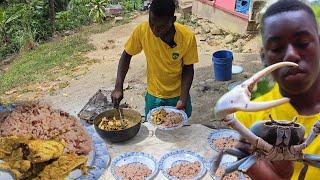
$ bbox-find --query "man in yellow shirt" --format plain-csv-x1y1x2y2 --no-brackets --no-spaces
111,0,198,117
233,0,320,179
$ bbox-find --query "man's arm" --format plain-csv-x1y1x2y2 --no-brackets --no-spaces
247,160,293,180
176,64,194,109
111,51,132,108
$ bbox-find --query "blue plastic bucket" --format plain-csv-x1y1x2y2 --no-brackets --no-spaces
212,50,233,81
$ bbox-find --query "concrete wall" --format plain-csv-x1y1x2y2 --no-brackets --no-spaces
192,0,249,34
215,0,237,12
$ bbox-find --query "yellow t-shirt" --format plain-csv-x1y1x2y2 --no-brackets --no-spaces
235,83,320,180
124,22,199,98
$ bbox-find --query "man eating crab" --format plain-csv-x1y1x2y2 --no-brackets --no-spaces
213,0,320,179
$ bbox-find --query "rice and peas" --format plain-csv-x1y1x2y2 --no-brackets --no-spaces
151,108,183,128
0,102,92,155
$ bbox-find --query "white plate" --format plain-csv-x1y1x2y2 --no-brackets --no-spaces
208,129,241,151
159,149,207,180
0,160,14,180
146,106,188,130
110,152,158,180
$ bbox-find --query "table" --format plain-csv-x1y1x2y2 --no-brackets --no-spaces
99,123,218,180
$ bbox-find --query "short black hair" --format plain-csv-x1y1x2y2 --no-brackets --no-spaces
149,0,176,17
261,0,318,33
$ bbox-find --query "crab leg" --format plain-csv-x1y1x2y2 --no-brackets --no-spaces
298,164,308,180
223,148,249,159
214,62,298,119
292,121,320,152
217,157,250,180
213,148,249,175
238,154,257,172
303,154,320,168
217,154,257,180
223,115,273,151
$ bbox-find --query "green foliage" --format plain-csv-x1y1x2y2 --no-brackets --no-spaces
89,0,109,23
69,0,91,23
55,0,70,11
312,5,320,23
0,0,52,59
251,76,274,100
0,0,138,59
119,0,142,12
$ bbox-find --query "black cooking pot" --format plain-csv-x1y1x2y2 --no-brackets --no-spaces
94,108,142,143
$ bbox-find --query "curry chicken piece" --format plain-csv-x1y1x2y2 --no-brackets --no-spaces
27,139,65,163
0,136,83,180
37,154,88,180
0,136,29,159
151,108,168,125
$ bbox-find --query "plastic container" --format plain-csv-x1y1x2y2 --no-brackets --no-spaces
212,50,233,81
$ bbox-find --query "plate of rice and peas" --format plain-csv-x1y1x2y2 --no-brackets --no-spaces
159,149,207,180
147,106,188,130
110,152,159,180
0,102,109,180
208,129,241,152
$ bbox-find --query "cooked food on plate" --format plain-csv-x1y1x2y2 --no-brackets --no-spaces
211,136,238,151
115,162,152,180
0,102,92,179
167,161,201,179
151,108,183,128
0,102,92,155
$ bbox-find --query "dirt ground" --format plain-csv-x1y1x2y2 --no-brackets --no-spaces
41,14,262,128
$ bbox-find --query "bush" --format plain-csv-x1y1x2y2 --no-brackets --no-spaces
0,0,138,60
119,0,142,12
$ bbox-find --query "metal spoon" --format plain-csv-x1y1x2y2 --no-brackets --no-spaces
117,108,126,128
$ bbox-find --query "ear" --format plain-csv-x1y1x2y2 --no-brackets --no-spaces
260,46,267,67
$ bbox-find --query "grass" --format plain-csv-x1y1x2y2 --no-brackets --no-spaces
0,16,132,96
0,34,94,94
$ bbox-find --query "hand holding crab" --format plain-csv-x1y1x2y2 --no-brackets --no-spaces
213,62,320,180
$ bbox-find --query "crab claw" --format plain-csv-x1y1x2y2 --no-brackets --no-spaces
214,62,298,119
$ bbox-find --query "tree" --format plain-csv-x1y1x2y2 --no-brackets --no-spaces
49,0,55,32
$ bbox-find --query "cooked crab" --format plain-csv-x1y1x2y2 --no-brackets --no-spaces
213,62,320,180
